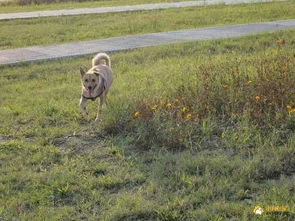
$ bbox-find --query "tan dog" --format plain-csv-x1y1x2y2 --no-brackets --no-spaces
79,53,113,122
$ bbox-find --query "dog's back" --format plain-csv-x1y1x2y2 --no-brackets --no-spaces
91,53,113,92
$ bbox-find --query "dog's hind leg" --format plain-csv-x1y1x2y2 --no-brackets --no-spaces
80,96,88,117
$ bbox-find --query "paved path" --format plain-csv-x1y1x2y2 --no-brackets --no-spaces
0,0,285,20
0,19,294,65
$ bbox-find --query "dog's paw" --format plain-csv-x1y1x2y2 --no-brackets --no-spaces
80,111,88,117
94,117,101,123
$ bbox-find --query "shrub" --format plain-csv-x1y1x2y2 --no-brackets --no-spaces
102,43,295,149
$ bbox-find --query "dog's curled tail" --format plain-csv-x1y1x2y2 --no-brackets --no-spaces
92,53,111,68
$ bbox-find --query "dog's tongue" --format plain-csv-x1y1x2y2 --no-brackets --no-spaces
87,89,91,96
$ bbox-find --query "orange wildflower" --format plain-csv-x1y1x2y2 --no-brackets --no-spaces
151,105,158,111
286,105,292,110
181,107,189,112
223,84,229,89
286,105,295,113
281,66,288,71
133,111,140,117
185,113,192,120
255,95,261,101
166,103,172,109
276,39,285,45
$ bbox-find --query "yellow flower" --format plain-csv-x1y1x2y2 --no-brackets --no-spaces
255,95,261,101
276,39,285,45
281,66,288,71
166,103,172,109
175,98,180,103
286,105,292,110
160,101,166,106
223,84,229,89
181,107,189,112
286,105,295,114
185,113,192,120
151,105,158,111
247,80,252,84
133,111,140,117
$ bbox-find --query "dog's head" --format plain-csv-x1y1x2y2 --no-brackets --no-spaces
80,67,100,96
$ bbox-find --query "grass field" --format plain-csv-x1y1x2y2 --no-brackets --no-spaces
0,29,295,220
0,0,191,13
0,1,295,50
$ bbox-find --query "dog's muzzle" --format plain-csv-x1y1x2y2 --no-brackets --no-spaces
86,85,97,96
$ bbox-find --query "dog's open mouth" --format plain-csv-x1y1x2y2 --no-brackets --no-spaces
86,84,97,96
87,88,92,96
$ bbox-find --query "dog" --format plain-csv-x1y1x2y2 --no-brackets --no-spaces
79,52,113,122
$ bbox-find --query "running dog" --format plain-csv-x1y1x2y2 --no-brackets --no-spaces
79,53,113,122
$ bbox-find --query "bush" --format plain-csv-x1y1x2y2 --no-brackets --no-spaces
102,44,295,149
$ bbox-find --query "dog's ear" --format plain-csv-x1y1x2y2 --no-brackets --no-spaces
80,66,86,77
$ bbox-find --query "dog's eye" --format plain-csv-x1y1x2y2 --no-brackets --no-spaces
92,79,95,82
85,79,88,82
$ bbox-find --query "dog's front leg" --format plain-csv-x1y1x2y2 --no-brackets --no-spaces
95,96,106,122
79,96,88,117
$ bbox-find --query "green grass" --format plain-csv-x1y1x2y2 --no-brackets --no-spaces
0,0,191,13
0,30,295,220
0,1,294,50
